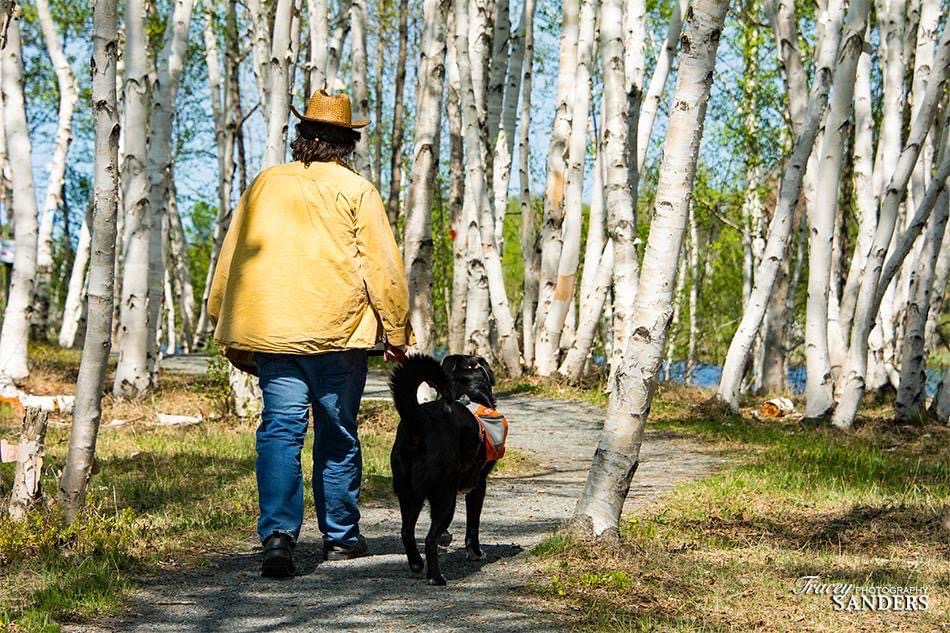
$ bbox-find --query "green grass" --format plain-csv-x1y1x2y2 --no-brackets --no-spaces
531,395,950,631
0,344,542,631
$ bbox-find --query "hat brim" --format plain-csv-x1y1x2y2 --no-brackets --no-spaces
290,105,370,129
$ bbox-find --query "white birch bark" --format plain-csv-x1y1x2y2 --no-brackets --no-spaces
349,0,372,176
58,0,120,522
839,33,877,339
247,0,273,107
0,11,38,383
446,25,468,354
716,1,845,410
574,0,727,537
636,0,687,171
144,0,196,384
803,0,871,419
611,0,644,375
325,0,352,91
194,0,239,349
163,265,176,353
263,0,295,169
685,203,699,381
930,366,950,423
308,0,329,91
579,144,605,307
519,0,538,367
925,218,950,348
534,0,598,376
896,184,948,422
534,0,579,353
166,181,194,351
486,0,510,145
8,408,47,520
59,206,92,349
908,0,940,208
560,241,614,381
32,0,78,340
113,0,151,397
833,25,950,429
454,0,522,375
404,0,450,354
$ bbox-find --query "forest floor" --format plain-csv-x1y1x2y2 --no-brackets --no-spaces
1,346,947,631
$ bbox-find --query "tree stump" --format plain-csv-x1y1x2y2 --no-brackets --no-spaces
8,407,49,520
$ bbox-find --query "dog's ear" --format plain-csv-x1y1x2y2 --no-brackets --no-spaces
475,357,495,386
441,355,463,377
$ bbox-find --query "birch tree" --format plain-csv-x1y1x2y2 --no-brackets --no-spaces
262,0,295,168
308,0,329,91
574,0,728,538
404,0,450,354
350,0,372,176
58,207,92,349
715,0,845,410
58,0,120,522
454,0,522,375
385,0,410,227
144,0,196,381
0,7,39,384
833,24,950,429
803,0,871,419
446,23,468,353
534,0,598,376
518,0,539,368
112,0,151,397
533,0,579,352
31,0,78,340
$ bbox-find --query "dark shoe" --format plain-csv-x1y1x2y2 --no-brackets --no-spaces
261,533,296,578
323,534,369,561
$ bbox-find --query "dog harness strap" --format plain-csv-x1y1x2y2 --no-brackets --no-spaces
465,402,508,462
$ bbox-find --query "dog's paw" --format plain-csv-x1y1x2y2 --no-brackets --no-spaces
408,558,424,574
438,531,453,547
427,574,447,586
465,546,485,561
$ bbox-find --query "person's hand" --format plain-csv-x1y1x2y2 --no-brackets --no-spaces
384,343,408,363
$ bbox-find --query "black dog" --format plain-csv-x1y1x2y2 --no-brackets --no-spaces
389,353,500,585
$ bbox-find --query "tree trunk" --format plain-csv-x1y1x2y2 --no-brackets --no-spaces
0,11,39,383
58,0,120,522
930,367,950,423
611,0,645,376
404,0,450,354
144,0,196,385
31,0,78,341
636,0,687,171
59,205,92,349
533,0,579,360
573,0,727,538
716,0,844,411
685,202,700,381
560,241,614,381
325,0,353,91
534,0,597,376
166,180,194,351
803,0,871,420
446,14,468,354
113,0,151,397
386,0,410,228
833,25,950,429
518,0,538,367
308,0,329,91
262,0,295,169
896,185,948,422
350,0,372,176
454,0,521,375
8,407,48,520
194,0,240,350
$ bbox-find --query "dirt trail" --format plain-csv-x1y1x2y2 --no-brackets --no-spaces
92,363,721,632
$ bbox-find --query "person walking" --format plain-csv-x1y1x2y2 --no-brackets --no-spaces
208,90,410,578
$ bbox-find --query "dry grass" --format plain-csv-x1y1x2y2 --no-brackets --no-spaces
531,387,950,632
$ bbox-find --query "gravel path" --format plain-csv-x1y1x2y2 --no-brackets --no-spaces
91,360,721,632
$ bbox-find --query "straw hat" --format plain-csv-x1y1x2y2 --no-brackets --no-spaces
290,90,369,129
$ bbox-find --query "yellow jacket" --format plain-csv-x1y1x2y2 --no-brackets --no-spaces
208,161,410,372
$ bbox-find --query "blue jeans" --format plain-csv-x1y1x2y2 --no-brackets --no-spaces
254,350,368,545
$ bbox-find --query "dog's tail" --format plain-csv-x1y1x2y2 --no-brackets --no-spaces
390,354,454,422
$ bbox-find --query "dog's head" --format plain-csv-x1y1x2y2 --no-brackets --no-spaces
441,354,496,408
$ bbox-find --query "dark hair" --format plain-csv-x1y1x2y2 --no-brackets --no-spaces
290,121,361,167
